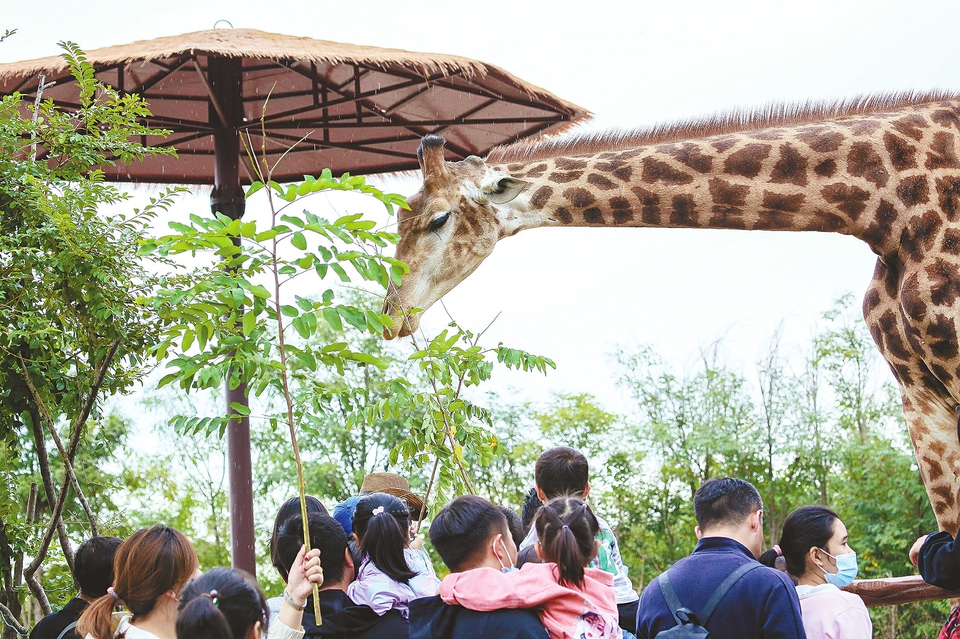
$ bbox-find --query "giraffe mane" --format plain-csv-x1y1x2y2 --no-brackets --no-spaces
486,90,960,163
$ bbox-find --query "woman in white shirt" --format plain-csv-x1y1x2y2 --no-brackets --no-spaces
759,505,871,639
77,525,199,639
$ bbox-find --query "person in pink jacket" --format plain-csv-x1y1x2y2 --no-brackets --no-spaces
440,496,622,639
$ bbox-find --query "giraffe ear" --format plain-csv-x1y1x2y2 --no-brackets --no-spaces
418,135,448,179
486,177,529,204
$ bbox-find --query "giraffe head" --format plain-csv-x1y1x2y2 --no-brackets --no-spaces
383,135,529,338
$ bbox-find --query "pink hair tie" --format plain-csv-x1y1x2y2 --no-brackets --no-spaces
106,587,119,599
773,544,783,557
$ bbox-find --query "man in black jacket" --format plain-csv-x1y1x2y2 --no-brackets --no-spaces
30,536,121,639
275,513,408,639
409,495,549,639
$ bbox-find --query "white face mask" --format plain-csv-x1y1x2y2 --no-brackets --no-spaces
493,537,518,573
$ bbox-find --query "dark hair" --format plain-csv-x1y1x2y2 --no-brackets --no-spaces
430,496,509,572
177,568,267,639
535,447,589,499
74,536,122,598
759,505,839,578
516,545,542,568
497,505,524,548
276,512,349,586
521,486,542,537
534,495,599,588
77,525,198,639
270,496,327,580
693,478,763,530
352,493,416,583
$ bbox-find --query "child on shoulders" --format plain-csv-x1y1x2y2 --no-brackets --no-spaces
520,446,639,629
440,495,622,639
347,492,440,619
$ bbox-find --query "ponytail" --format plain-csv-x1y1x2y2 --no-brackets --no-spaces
77,591,121,639
352,493,416,583
762,505,838,579
177,567,267,639
535,496,599,588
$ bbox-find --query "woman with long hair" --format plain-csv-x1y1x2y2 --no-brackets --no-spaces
759,505,871,639
77,525,198,639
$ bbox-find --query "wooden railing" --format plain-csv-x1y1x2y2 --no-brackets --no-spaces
844,576,960,607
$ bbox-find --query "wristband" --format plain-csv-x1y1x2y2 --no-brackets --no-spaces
283,588,306,611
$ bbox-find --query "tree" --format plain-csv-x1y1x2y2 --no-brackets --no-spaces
0,42,177,633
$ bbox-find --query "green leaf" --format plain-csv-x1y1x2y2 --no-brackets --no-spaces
292,231,307,250
245,181,265,197
322,307,342,331
281,305,299,318
229,402,251,416
242,310,257,336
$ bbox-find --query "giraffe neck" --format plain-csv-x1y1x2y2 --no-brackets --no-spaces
490,106,954,254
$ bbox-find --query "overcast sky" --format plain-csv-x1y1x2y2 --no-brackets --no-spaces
5,0,960,412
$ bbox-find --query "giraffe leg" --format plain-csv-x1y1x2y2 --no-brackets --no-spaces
901,383,960,534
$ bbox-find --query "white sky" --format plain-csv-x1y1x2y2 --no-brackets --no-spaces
5,0,960,413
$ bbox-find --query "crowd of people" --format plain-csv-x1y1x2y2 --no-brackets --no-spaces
26,445,960,639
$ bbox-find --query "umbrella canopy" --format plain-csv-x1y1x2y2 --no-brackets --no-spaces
0,28,587,578
0,28,588,183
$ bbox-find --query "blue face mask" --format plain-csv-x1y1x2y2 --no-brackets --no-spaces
819,549,858,587
494,537,518,573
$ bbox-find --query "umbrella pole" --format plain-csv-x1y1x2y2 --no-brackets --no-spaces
208,55,257,576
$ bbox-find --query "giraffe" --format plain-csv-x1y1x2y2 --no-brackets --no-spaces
382,93,960,533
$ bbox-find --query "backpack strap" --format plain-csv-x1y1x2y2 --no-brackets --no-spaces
657,570,686,625
55,621,78,639
699,562,763,624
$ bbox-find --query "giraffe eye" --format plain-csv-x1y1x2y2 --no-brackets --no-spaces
428,212,450,232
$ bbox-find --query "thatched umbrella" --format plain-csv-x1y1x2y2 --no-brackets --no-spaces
0,28,588,573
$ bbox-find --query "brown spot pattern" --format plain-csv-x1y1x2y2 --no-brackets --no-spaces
610,196,635,224
670,194,697,226
550,171,583,183
926,258,960,306
927,315,959,360
843,120,882,136
641,158,694,185
709,178,749,207
632,187,662,224
925,132,960,170
770,144,808,186
587,173,618,190
563,187,596,208
613,167,634,181
903,210,942,260
798,129,845,152
942,228,960,255
897,175,930,207
931,109,960,132
711,138,737,153
555,207,573,224
847,142,889,187
524,163,549,178
530,185,553,208
761,191,805,212
814,159,837,177
663,143,714,173
555,158,589,170
583,208,604,224
724,143,772,178
821,183,872,220
892,114,929,141
936,176,960,220
883,133,919,171
863,199,898,248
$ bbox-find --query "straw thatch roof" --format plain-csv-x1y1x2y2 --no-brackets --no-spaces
0,29,589,183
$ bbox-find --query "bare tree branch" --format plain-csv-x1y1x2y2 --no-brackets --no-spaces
24,571,50,617
27,406,75,572
24,339,121,581
0,601,27,636
20,359,99,537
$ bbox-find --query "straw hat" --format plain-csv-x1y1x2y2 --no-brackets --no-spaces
359,473,426,521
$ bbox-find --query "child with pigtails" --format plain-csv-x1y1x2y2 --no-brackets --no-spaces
439,495,622,639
